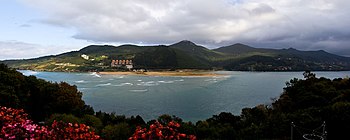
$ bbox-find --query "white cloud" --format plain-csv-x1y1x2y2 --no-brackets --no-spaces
0,41,76,60
19,0,350,55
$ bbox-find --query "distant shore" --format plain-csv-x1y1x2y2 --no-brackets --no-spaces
98,70,223,77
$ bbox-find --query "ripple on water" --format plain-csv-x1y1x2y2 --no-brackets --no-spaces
90,72,101,78
129,89,148,93
137,81,159,86
158,80,175,84
75,80,87,83
96,83,111,87
21,71,38,76
113,83,134,86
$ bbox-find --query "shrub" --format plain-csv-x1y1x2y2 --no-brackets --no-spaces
0,106,101,139
129,121,196,140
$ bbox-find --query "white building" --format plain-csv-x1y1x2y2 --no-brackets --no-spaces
81,54,89,60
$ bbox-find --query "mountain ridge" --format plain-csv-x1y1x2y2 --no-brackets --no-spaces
2,40,350,71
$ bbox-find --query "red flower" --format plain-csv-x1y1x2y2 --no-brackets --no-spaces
0,106,101,140
129,121,196,140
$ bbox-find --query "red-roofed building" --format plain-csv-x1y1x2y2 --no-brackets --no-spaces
111,59,133,70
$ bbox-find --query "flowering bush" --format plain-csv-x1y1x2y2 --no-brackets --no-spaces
129,121,196,140
0,106,45,139
48,120,101,139
0,106,100,139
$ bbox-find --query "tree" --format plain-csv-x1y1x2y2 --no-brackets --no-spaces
0,64,93,121
303,70,316,79
102,123,131,140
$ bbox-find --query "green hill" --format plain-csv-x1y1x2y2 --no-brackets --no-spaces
214,44,350,71
169,40,224,69
214,43,276,54
2,40,350,71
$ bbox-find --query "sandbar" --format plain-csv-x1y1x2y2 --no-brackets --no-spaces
98,71,222,77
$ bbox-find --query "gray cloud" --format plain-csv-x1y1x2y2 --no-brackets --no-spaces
20,0,350,56
0,41,42,60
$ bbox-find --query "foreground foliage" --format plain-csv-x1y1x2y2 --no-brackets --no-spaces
129,121,196,140
0,106,100,139
0,64,93,121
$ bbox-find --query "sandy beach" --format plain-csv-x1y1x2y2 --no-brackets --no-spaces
98,70,222,77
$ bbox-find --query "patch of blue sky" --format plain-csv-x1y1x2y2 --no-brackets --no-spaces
0,1,86,48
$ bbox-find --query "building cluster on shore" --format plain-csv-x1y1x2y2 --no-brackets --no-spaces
111,59,133,70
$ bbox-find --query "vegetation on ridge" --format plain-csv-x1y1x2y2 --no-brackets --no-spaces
2,40,350,71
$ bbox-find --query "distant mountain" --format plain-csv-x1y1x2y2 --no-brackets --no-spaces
214,43,271,54
2,40,350,71
169,40,224,68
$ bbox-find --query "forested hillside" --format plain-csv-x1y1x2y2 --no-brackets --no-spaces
2,41,350,71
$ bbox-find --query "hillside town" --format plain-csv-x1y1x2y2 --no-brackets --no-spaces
111,59,133,70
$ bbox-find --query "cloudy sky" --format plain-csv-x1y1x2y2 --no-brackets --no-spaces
1,0,350,60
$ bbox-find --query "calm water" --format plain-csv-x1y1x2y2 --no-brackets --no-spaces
20,70,350,122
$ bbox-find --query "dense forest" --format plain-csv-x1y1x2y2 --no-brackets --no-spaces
1,63,350,139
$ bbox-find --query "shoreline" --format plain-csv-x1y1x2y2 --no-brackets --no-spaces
98,71,223,77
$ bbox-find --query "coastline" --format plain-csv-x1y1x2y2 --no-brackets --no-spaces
98,70,223,77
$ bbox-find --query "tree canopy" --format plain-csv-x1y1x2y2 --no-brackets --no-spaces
0,63,93,121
